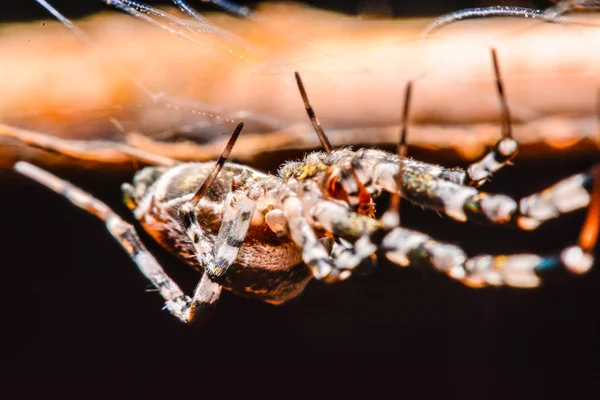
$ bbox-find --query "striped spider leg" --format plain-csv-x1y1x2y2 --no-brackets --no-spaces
293,48,519,224
164,123,287,322
11,119,347,323
271,140,600,287
383,162,600,288
14,122,287,324
9,2,599,321
10,90,600,326
13,161,193,323
292,49,600,287
293,48,595,233
14,124,255,324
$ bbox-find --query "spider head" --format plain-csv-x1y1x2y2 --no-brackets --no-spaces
279,150,376,216
322,159,375,217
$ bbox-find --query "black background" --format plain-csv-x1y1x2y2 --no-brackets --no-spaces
2,1,600,399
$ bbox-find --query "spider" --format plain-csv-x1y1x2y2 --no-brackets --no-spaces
11,48,600,324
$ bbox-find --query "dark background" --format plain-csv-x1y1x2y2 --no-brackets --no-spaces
2,1,600,399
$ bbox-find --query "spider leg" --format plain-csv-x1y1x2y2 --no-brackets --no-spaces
310,162,600,285
382,167,599,287
0,123,177,167
13,161,193,323
460,49,518,187
176,182,260,323
380,224,595,288
456,136,518,188
281,192,339,282
309,190,598,287
180,186,258,278
363,152,599,229
306,198,381,272
452,165,599,229
174,159,281,322
165,123,251,323
306,197,444,275
390,165,599,287
206,191,258,280
328,50,518,223
516,167,596,230
331,238,359,264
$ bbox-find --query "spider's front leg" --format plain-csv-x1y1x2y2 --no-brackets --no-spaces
14,162,193,323
176,168,277,322
378,188,599,288
367,153,598,230
446,48,519,188
443,134,518,188
305,164,600,288
316,202,597,288
279,191,341,282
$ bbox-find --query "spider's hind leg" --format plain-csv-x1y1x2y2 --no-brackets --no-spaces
14,161,195,323
365,154,599,229
516,166,598,230
441,49,519,188
455,164,600,230
381,165,600,288
463,49,519,187
310,164,600,287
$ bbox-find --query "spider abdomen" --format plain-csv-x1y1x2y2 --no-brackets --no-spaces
124,162,313,304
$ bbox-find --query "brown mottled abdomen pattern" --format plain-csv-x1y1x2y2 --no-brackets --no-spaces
128,163,312,304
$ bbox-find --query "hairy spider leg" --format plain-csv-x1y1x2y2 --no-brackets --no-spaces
517,167,597,230
279,145,599,279
280,189,340,282
303,197,379,272
381,55,519,223
382,80,412,229
295,63,514,231
177,123,243,258
269,167,374,282
420,48,518,188
293,59,517,222
461,49,519,188
305,166,600,287
293,71,334,153
176,123,247,321
187,122,244,207
14,161,194,323
384,165,600,288
204,186,259,282
334,148,598,228
13,122,248,324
